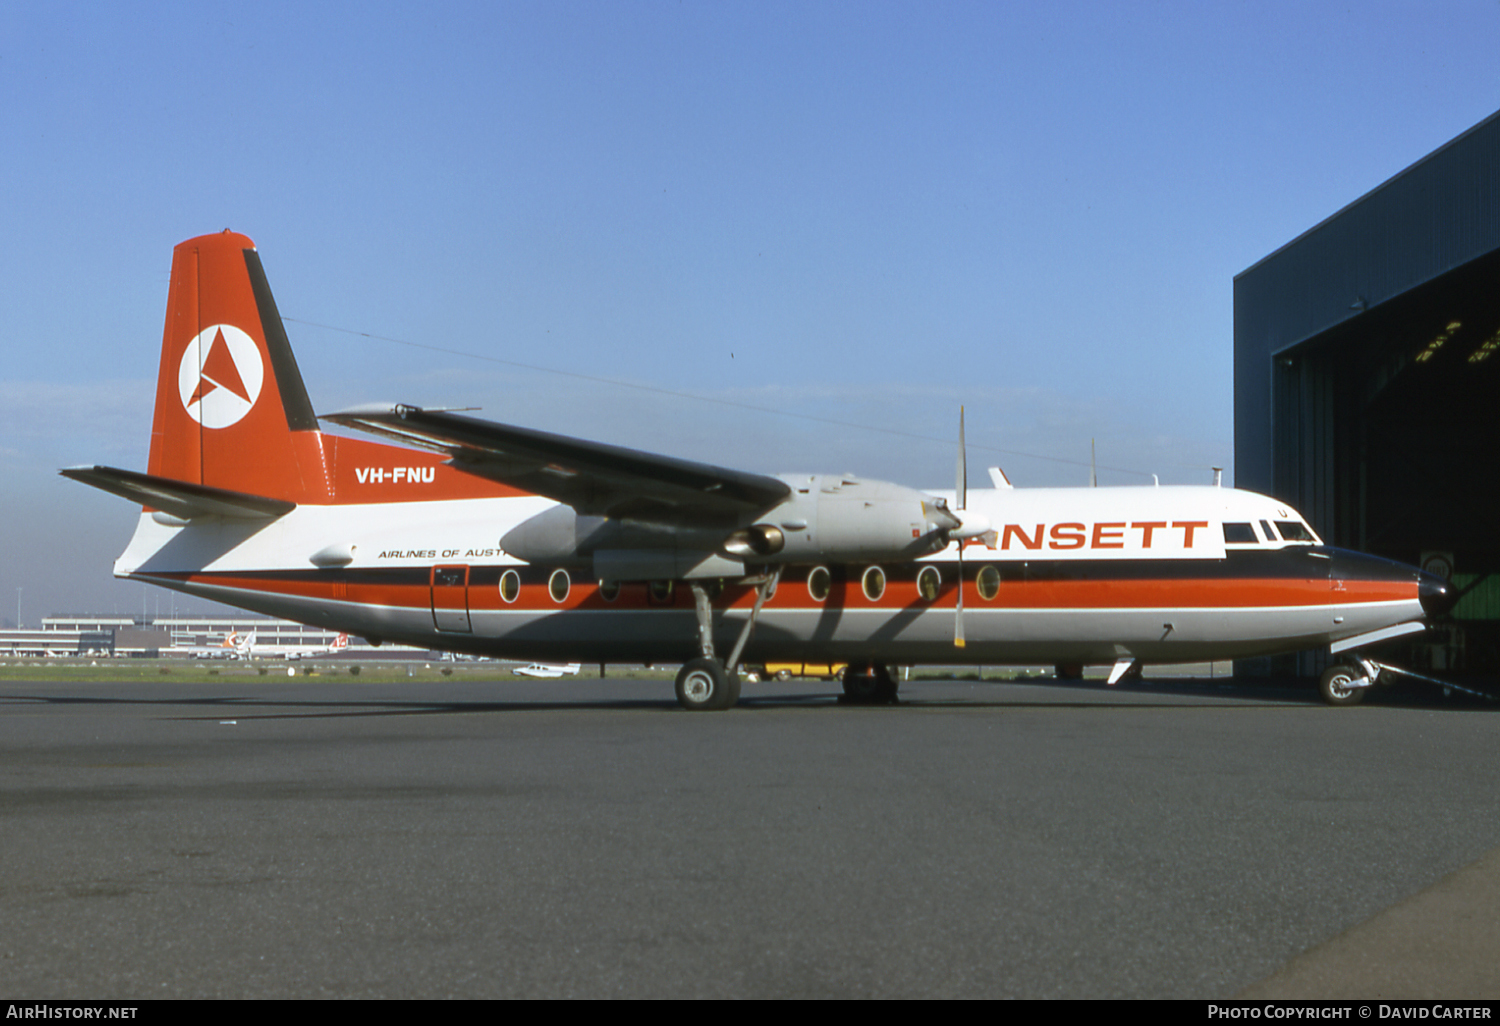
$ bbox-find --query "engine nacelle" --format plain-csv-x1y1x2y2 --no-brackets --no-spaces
747,474,953,564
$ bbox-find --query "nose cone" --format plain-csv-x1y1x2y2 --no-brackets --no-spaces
1419,572,1457,617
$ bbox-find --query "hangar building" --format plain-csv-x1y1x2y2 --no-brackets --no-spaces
1235,110,1500,676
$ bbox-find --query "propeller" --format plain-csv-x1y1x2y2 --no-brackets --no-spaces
922,407,996,646
955,407,967,648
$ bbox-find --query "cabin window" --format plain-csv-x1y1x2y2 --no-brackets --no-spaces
1223,522,1258,543
548,569,571,603
648,580,675,604
499,569,520,603
597,579,620,602
1276,521,1315,542
861,566,886,602
976,565,1001,601
807,566,831,602
917,565,940,602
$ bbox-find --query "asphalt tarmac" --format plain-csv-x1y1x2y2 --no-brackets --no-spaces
3,672,1499,999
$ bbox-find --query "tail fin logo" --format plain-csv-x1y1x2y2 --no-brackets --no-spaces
178,324,264,428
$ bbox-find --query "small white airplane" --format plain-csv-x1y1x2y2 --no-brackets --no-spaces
512,662,583,679
64,232,1455,709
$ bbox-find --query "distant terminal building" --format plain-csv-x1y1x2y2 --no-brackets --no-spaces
0,615,429,660
1236,110,1500,675
0,627,121,658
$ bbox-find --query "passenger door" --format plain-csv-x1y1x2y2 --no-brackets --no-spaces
431,565,472,633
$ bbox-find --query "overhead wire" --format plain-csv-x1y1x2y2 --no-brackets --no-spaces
284,316,1194,480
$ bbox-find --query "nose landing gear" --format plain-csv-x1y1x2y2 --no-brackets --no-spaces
1319,663,1367,706
1319,655,1495,706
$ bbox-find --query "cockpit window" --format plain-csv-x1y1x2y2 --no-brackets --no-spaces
1223,522,1258,543
1276,521,1315,542
1260,520,1274,542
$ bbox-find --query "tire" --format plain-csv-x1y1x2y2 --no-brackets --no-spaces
675,657,739,711
843,663,898,704
1319,664,1366,707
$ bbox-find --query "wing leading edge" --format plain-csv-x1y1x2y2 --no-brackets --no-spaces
323,404,792,526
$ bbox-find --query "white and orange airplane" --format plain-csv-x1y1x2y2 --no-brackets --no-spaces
65,231,1454,709
223,630,349,661
221,631,253,660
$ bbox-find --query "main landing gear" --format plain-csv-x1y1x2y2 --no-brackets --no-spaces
673,571,780,712
674,656,741,711
841,662,899,704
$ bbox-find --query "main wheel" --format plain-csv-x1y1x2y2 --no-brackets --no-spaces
1319,664,1366,707
843,662,898,704
675,657,740,711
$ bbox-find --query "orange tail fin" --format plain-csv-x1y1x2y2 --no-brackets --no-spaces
147,231,331,503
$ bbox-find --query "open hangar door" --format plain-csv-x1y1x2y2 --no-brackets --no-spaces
1265,247,1500,676
1236,110,1500,682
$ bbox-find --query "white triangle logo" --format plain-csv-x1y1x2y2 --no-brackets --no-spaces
177,325,264,428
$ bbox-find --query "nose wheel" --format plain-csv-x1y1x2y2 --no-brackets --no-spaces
1319,664,1367,706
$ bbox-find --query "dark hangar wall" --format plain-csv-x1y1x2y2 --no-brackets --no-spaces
1235,109,1500,673
1236,107,1500,505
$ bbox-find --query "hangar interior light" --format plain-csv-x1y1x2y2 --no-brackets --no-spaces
1467,328,1500,363
1414,320,1461,363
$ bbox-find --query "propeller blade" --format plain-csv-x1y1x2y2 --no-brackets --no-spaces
955,405,968,647
956,406,967,512
954,541,966,648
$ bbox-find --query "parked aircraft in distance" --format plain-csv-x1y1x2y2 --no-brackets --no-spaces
223,630,255,660
512,663,583,679
223,630,348,661
64,232,1455,709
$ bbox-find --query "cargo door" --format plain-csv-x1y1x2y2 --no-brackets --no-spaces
431,565,472,633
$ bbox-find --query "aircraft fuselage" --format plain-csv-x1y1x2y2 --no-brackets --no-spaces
113,484,1438,667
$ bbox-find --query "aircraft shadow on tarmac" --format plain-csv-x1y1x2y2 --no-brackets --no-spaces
982,673,1499,711
2,674,1493,719
0,687,1257,718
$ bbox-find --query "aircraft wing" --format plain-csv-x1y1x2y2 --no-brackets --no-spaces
323,404,792,526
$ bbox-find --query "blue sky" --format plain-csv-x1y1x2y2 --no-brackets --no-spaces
4,1,1499,619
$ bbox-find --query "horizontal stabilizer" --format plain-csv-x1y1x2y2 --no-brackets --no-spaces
60,465,296,521
323,404,791,526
